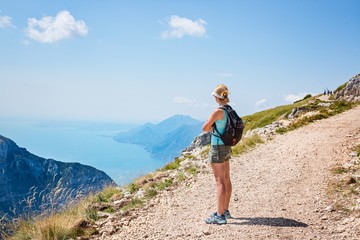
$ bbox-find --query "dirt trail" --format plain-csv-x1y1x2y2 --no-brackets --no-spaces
107,106,360,240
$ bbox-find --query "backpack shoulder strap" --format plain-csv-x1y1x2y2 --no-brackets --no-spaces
218,104,232,112
212,105,230,137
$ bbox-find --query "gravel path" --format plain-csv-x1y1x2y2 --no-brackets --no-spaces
108,106,360,240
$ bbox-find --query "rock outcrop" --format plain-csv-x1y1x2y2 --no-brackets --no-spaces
0,135,115,218
182,132,211,153
334,73,360,102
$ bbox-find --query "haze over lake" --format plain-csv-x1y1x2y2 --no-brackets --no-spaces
0,120,167,186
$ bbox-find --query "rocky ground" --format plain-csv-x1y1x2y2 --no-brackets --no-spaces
93,105,360,240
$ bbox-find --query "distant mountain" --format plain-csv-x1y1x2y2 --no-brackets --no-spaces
114,115,203,161
0,135,115,218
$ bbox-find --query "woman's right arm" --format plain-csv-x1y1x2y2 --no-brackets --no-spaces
202,109,222,132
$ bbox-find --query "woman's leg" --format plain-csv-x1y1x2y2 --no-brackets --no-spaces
224,160,232,211
211,162,226,215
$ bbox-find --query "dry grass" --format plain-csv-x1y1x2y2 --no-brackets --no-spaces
232,134,264,156
277,101,357,134
327,152,360,214
6,196,97,240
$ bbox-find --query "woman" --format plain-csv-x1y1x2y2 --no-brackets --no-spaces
202,84,232,225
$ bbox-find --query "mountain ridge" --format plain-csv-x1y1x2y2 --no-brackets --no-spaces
0,135,115,219
114,114,203,161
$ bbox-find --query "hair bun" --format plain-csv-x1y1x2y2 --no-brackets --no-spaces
221,91,228,99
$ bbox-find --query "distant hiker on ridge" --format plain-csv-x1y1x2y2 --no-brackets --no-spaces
202,84,233,225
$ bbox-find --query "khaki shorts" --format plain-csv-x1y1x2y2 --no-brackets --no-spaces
209,145,232,163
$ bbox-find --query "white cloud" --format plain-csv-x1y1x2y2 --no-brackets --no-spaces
173,96,193,104
284,93,308,103
25,10,88,43
0,15,15,28
161,15,207,39
255,98,268,107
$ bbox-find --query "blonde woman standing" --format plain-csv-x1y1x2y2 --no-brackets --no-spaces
202,84,232,225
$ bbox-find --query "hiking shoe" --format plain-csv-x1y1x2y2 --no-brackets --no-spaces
224,209,231,219
205,213,227,225
211,210,231,219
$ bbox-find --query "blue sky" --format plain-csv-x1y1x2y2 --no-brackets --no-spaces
1,0,359,123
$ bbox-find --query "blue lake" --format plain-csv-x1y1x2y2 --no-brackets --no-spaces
0,120,167,186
